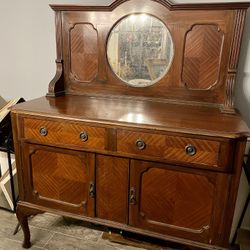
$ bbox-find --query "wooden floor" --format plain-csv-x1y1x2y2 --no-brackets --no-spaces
0,209,249,250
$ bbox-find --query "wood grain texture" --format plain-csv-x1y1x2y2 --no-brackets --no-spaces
47,11,64,97
140,169,213,231
96,155,129,224
11,113,25,201
164,135,221,167
129,160,215,243
224,74,236,112
117,129,232,169
23,117,106,150
117,129,166,158
32,151,88,205
10,1,250,249
96,24,109,82
23,144,95,216
12,95,247,249
16,204,43,248
16,200,236,250
209,173,231,246
229,9,247,70
222,139,246,244
70,23,98,82
182,25,223,90
50,0,240,109
12,96,250,138
223,9,247,111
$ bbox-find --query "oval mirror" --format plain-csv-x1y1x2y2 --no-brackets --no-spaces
107,14,174,87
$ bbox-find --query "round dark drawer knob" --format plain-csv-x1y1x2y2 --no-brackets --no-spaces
39,127,48,136
185,144,197,156
80,131,88,142
136,139,146,150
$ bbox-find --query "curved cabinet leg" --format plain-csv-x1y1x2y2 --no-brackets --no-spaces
16,204,43,249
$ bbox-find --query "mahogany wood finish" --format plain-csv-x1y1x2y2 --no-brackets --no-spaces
70,24,98,82
23,144,95,216
96,155,129,224
182,25,224,90
12,96,250,138
11,0,250,249
16,203,43,248
47,0,246,112
129,160,216,243
117,129,234,169
23,117,106,150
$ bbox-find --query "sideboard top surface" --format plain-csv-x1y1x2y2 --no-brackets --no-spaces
12,95,250,138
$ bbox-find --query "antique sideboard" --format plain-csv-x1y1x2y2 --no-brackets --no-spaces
11,0,250,249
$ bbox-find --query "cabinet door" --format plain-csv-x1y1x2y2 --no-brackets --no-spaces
129,160,228,244
22,144,95,216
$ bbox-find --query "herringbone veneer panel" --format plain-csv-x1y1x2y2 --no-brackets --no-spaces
117,129,222,167
31,150,89,206
182,25,223,90
70,24,98,82
140,167,213,231
24,118,106,150
117,130,166,158
164,135,220,166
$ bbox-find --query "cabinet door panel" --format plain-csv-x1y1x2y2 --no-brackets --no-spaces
23,144,95,216
96,155,129,224
129,160,224,243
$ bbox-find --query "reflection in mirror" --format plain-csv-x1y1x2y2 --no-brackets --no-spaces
107,14,174,87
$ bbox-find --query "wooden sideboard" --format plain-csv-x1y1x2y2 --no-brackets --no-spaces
11,0,250,249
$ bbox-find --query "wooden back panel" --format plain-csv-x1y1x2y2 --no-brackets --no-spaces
48,0,249,112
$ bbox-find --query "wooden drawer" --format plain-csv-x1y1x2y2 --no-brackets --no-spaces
117,130,166,158
164,135,222,167
23,117,106,150
117,130,233,168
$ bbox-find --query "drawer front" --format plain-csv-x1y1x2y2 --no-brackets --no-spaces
117,130,230,168
117,130,166,158
23,118,106,150
164,135,220,166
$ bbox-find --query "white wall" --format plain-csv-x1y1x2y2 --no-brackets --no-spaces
0,0,112,101
0,0,250,232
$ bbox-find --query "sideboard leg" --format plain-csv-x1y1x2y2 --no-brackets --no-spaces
16,204,42,249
